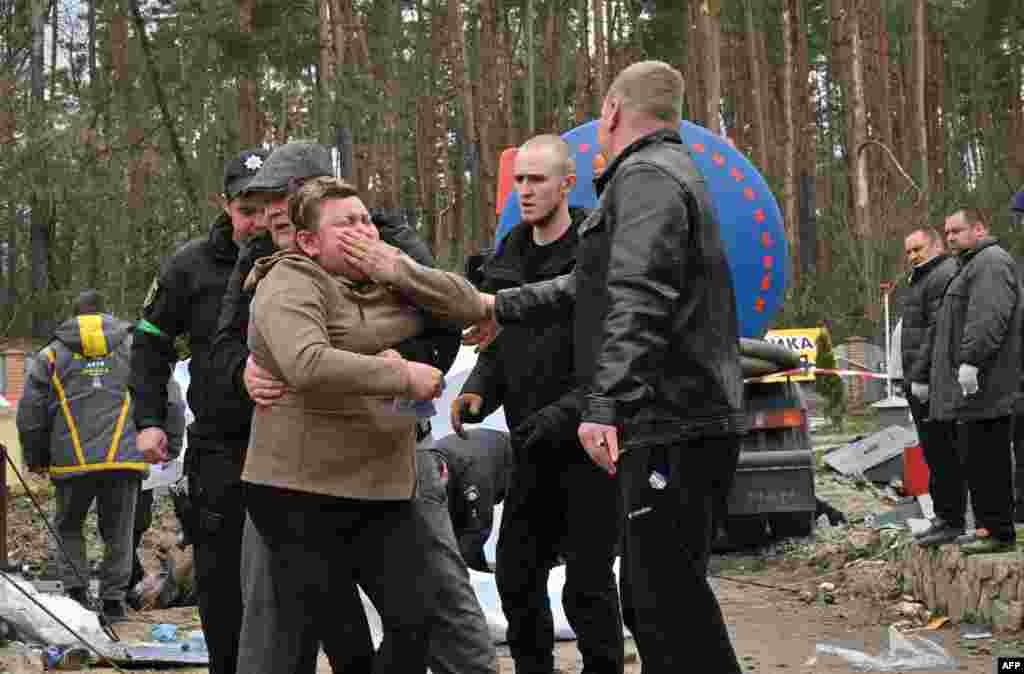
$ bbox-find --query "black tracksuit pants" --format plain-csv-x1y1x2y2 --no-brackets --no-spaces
189,451,246,674
496,448,624,674
618,436,742,674
908,394,967,529
962,416,1016,542
1013,413,1024,511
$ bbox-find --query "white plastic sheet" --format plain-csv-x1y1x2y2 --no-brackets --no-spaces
0,575,115,651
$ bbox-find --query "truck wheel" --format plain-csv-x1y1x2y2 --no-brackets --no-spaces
769,513,814,539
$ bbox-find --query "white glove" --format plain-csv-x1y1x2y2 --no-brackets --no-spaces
958,363,979,396
910,382,929,402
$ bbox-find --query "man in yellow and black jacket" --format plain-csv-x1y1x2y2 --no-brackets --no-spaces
17,289,183,623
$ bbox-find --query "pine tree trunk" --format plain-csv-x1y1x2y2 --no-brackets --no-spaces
575,0,590,124
543,2,563,132
848,0,875,320
925,6,945,205
912,0,930,213
745,0,769,173
698,0,722,134
783,0,799,281
686,1,706,128
593,0,606,100
240,0,260,146
50,0,58,100
478,0,500,244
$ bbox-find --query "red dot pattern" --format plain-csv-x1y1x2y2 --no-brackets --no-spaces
688,140,777,316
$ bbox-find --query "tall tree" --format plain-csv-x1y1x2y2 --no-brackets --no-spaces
744,0,769,173
696,0,722,134
574,0,590,124
783,0,800,279
912,0,929,214
592,0,606,100
29,0,50,337
239,0,260,146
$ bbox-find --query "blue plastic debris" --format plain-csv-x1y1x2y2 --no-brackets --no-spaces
151,623,177,642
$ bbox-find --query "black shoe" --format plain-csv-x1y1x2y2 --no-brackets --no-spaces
102,600,128,624
916,523,965,547
66,587,90,609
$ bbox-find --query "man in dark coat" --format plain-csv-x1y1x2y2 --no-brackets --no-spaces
929,207,1023,554
467,60,745,673
1010,190,1024,521
900,228,960,546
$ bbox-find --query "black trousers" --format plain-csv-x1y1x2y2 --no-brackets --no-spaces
189,453,246,674
496,447,624,674
238,513,373,674
909,395,967,528
618,437,742,674
962,416,1016,542
239,482,435,674
129,487,155,590
1013,413,1024,506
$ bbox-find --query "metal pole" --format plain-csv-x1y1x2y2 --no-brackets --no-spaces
884,290,893,399
0,444,7,567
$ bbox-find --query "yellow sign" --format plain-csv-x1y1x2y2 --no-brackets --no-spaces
761,328,824,382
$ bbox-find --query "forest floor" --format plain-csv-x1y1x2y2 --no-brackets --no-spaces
2,415,1021,672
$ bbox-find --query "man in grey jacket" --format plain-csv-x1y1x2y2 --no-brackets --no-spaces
929,208,1022,554
901,228,961,547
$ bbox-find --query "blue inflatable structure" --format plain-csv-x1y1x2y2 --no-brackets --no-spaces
496,120,787,339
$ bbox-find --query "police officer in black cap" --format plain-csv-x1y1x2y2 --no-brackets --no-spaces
130,147,270,674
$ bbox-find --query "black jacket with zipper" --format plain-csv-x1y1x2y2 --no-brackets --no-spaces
461,212,585,434
901,253,958,387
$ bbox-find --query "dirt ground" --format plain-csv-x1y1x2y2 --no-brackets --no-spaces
4,418,1023,672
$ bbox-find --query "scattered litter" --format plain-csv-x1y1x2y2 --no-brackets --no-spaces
959,623,993,640
0,574,115,650
916,494,935,521
150,623,177,642
922,617,950,631
815,624,956,671
42,644,89,670
819,582,836,592
906,518,932,536
824,426,917,483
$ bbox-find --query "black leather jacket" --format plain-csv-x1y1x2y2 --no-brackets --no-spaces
901,254,958,386
131,214,250,457
494,129,744,449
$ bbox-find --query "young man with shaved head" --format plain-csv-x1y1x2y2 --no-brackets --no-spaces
452,133,625,674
